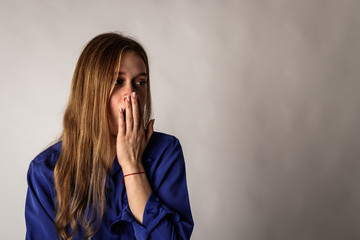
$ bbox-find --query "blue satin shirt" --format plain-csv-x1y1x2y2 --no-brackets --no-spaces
25,132,194,239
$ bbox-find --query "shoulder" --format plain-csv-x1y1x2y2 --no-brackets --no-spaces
148,131,180,147
26,143,61,224
28,142,62,182
144,131,182,157
142,132,185,171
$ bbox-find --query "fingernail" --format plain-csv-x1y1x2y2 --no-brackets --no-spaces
132,92,136,98
119,107,123,113
126,95,130,102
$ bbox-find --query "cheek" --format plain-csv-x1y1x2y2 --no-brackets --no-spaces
138,91,147,112
109,97,117,118
108,97,120,135
110,105,118,121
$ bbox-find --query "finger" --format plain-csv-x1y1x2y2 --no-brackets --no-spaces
125,95,133,132
132,92,140,130
138,97,145,130
118,107,125,136
146,119,155,143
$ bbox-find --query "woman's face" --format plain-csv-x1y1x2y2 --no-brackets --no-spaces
108,50,148,136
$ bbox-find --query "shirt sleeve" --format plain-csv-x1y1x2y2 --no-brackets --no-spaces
110,137,194,239
25,161,58,239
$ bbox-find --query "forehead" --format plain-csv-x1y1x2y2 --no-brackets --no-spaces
117,50,147,73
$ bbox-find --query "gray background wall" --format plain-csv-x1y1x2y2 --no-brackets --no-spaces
1,0,359,239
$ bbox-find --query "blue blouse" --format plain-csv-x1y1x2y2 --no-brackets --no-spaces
25,132,194,239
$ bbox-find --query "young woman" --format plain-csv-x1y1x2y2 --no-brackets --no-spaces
25,33,194,239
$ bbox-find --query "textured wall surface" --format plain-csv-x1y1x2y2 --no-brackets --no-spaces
1,0,359,239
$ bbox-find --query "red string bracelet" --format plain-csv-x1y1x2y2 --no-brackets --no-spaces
121,171,146,184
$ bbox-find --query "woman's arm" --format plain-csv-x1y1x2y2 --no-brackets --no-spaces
115,93,193,239
111,133,194,239
122,164,152,224
116,92,154,223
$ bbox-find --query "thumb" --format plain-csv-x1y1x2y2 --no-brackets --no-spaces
146,119,155,143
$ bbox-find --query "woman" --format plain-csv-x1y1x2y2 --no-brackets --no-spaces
25,32,194,239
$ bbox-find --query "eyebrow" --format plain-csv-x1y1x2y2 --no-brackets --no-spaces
117,72,148,78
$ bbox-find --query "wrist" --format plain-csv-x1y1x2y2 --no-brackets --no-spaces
121,162,145,175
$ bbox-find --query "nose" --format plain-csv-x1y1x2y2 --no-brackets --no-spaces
122,82,135,102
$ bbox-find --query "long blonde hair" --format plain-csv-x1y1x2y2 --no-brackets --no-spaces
54,33,152,239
